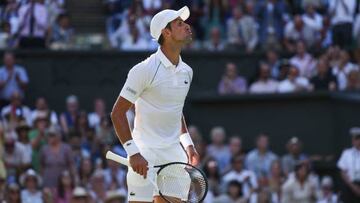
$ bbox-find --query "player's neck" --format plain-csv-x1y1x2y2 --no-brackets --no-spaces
160,44,181,66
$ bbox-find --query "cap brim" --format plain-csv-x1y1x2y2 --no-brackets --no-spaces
177,6,190,21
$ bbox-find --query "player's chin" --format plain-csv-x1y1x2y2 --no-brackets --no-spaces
183,36,193,44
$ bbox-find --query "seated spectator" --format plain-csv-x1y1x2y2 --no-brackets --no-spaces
60,95,80,135
245,133,278,178
206,126,231,173
19,169,43,203
249,62,278,94
104,159,126,190
90,170,107,202
282,161,318,203
310,59,337,91
0,22,17,48
40,125,75,189
0,51,29,107
319,16,332,49
265,49,281,79
203,158,221,197
2,0,20,37
226,6,258,53
31,97,58,126
337,127,360,203
28,112,48,172
218,62,247,95
284,15,318,51
277,65,312,93
5,183,21,203
45,0,65,27
88,98,107,129
302,3,323,33
346,69,360,91
316,176,338,203
229,136,244,158
54,170,74,203
268,160,284,202
15,121,32,170
222,155,258,201
3,132,23,181
332,50,359,90
17,0,48,48
1,91,32,128
289,41,316,78
120,20,149,51
281,137,308,177
71,186,91,203
48,13,74,50
204,27,225,51
78,157,93,189
213,180,247,203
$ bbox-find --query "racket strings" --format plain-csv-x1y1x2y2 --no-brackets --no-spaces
157,164,207,203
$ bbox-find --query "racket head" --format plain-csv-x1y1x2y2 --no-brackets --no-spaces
155,162,208,203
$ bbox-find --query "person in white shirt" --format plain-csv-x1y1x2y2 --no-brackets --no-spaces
337,127,360,202
289,41,316,78
20,169,43,203
328,0,356,48
332,50,359,91
88,98,106,129
110,6,199,203
249,62,278,94
278,65,312,93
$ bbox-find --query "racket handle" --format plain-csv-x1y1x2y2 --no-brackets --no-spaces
106,151,130,166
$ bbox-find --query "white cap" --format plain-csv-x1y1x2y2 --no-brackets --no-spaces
150,6,190,41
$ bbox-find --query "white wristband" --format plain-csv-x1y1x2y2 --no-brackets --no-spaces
123,140,140,157
180,133,194,148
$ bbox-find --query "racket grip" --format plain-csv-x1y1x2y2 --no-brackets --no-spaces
106,151,130,166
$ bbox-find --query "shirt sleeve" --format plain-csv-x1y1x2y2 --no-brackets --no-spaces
17,67,29,83
337,150,349,171
120,63,150,104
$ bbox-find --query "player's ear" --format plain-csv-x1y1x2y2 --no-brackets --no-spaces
162,27,172,38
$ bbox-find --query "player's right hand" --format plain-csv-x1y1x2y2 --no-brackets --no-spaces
129,153,148,179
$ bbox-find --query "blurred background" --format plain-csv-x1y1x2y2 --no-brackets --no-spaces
0,0,360,202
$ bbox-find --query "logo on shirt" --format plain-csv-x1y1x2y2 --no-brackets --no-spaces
130,192,136,196
126,142,132,146
184,80,188,84
126,87,137,95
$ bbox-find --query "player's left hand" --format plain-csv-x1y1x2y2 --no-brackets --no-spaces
186,145,200,166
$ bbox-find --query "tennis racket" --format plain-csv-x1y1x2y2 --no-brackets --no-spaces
106,151,208,203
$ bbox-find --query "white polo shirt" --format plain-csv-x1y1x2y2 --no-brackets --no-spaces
120,48,193,148
337,147,360,182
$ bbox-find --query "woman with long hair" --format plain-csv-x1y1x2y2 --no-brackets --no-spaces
55,170,74,203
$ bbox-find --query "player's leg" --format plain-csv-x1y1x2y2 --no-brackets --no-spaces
154,195,183,203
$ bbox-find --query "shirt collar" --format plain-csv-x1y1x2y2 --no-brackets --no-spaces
156,47,183,69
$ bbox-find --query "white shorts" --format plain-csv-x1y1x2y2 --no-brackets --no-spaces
127,143,189,202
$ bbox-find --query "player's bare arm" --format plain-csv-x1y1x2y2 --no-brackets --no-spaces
181,115,199,166
110,96,148,178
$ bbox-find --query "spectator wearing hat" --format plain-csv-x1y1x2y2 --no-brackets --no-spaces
3,132,24,180
28,112,49,172
16,120,32,169
104,190,127,203
20,169,43,203
71,187,91,203
337,127,360,202
316,176,338,203
31,97,58,126
5,183,21,203
282,137,308,177
40,125,75,189
60,95,80,135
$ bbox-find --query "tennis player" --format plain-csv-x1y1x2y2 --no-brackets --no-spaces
110,6,199,203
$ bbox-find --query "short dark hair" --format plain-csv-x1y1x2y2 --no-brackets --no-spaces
157,22,172,45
